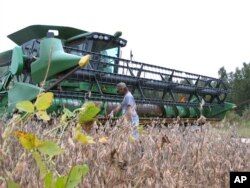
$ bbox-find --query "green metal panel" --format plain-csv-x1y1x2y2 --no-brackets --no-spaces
99,102,107,116
101,85,117,94
31,38,82,83
59,81,81,89
177,106,190,117
7,25,87,45
0,49,12,66
205,102,236,119
49,98,83,113
8,82,41,112
79,82,91,91
9,46,23,75
97,103,104,116
201,107,212,117
0,92,8,118
1,73,13,91
189,107,200,118
164,106,177,118
49,98,107,116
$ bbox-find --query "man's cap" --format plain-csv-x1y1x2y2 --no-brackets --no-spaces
117,82,127,89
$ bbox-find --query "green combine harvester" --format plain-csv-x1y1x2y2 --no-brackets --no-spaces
0,25,235,120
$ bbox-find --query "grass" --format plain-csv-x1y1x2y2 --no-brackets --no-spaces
219,110,250,138
0,118,250,188
238,126,250,138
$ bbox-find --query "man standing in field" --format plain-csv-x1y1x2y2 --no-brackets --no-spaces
108,82,139,138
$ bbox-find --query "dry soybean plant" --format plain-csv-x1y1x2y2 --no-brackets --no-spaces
0,115,250,188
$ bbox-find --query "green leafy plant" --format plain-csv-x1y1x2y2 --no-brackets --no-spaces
7,179,20,188
15,131,64,178
44,165,89,188
14,130,89,187
78,102,100,125
74,124,95,144
16,92,54,122
1,93,101,187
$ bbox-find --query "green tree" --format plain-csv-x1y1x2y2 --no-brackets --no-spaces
218,66,228,80
219,63,250,115
218,66,232,102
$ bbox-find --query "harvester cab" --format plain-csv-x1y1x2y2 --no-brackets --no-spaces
65,30,125,73
0,25,236,120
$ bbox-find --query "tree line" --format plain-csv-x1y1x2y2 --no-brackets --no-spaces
218,62,250,115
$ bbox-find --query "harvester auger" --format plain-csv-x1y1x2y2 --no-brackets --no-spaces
0,25,235,121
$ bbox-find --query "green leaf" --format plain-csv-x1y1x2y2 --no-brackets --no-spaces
35,92,54,111
15,131,40,151
16,101,34,113
61,108,74,126
53,176,67,188
37,141,64,157
74,129,95,144
44,172,53,188
65,165,89,188
60,114,67,126
7,180,20,188
36,110,50,121
78,102,100,124
33,151,48,178
63,108,74,118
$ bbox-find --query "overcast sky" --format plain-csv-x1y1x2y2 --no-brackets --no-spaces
1,0,250,77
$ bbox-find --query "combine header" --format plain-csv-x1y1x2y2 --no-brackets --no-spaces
0,25,235,120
